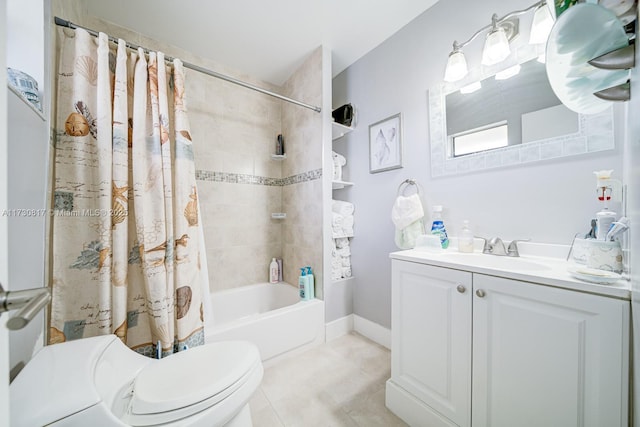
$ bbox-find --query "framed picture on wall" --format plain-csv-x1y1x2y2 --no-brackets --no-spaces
369,113,403,173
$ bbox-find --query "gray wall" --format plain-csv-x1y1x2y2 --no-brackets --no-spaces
332,0,623,329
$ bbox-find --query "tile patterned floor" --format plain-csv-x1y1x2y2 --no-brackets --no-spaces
249,332,408,427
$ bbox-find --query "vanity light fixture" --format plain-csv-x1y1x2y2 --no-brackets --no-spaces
529,2,554,44
482,15,512,66
443,0,554,83
444,42,468,82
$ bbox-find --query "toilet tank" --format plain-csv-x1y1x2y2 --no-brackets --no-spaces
10,335,149,427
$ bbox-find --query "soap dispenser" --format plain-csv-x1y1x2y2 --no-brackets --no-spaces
458,220,474,253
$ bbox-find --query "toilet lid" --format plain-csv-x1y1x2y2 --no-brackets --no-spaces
130,341,260,418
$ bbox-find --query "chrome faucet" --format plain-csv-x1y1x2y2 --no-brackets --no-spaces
506,239,530,257
479,237,531,257
483,237,507,256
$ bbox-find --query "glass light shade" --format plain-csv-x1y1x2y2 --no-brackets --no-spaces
529,3,554,44
481,27,511,66
460,81,482,94
444,50,468,82
495,64,521,80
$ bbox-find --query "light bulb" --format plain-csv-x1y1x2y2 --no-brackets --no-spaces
482,27,511,66
529,3,554,44
444,49,468,82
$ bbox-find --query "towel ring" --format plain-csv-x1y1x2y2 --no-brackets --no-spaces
397,178,420,196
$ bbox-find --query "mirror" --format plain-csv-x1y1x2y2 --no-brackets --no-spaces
429,45,615,177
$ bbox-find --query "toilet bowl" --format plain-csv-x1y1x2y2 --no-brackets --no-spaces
10,335,263,426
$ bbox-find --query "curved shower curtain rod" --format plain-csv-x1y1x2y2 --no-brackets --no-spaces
54,17,322,113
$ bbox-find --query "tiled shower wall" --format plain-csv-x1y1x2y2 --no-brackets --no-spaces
282,47,325,298
51,6,325,294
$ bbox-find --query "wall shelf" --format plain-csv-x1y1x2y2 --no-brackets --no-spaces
271,154,287,160
271,213,286,219
332,180,354,190
332,122,353,140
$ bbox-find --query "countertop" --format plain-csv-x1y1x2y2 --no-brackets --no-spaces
390,247,631,300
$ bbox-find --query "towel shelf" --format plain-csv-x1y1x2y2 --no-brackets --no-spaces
332,180,354,190
271,213,286,219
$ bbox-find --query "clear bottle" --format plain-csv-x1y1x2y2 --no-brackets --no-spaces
458,220,474,253
269,258,279,283
430,205,449,249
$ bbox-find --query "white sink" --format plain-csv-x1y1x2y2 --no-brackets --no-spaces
432,252,552,272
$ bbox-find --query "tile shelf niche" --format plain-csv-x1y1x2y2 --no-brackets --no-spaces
332,121,353,141
332,119,354,190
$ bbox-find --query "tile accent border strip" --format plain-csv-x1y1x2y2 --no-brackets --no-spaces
195,168,322,187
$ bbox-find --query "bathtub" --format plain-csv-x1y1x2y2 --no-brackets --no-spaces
205,283,325,362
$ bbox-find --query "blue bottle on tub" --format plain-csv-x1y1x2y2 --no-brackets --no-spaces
299,268,309,300
306,266,315,300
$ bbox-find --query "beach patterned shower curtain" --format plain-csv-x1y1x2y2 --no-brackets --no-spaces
50,28,205,356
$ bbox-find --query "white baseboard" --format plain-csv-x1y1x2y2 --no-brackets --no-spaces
325,314,354,342
353,314,391,349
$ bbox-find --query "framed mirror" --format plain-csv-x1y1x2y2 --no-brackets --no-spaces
428,44,615,177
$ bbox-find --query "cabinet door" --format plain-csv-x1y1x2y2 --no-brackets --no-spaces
472,274,629,427
391,260,472,426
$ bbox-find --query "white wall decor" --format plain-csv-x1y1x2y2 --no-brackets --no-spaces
369,113,403,173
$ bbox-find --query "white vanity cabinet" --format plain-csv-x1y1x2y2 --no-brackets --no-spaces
387,258,630,427
389,260,472,427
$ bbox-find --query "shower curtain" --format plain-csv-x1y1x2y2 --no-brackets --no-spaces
50,28,205,356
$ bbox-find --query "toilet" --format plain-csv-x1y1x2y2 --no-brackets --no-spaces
10,335,263,426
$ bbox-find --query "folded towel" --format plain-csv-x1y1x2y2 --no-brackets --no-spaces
341,256,351,267
337,246,350,257
331,258,342,269
391,194,424,230
332,212,343,228
395,219,424,249
331,270,342,281
333,200,355,216
342,267,352,278
342,215,354,228
335,237,350,248
332,151,346,166
340,228,354,237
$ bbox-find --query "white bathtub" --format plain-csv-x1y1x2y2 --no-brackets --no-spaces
205,283,325,362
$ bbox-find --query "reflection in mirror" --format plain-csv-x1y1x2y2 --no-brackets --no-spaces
429,47,615,177
446,58,579,156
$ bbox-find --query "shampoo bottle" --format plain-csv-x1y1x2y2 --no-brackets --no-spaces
430,205,449,249
306,266,315,300
298,268,308,300
458,220,474,253
269,258,279,283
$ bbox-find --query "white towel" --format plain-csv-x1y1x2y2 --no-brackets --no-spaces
341,256,351,267
392,194,424,230
342,267,352,278
342,215,354,228
332,212,343,228
333,200,355,216
331,269,342,281
335,237,349,248
337,246,351,257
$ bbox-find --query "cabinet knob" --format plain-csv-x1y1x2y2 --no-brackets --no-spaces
456,284,466,293
475,289,486,298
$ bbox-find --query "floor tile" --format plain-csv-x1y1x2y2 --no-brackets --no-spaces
252,332,406,427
